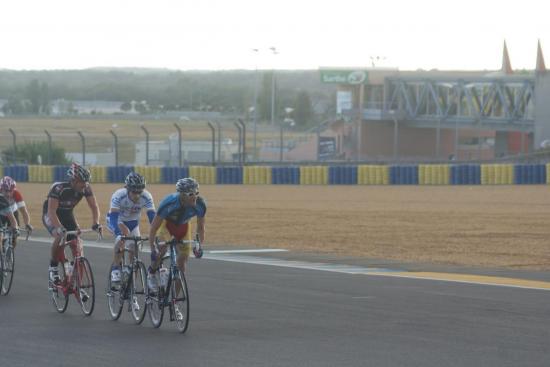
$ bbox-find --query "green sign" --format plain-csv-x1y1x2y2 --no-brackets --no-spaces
320,70,368,84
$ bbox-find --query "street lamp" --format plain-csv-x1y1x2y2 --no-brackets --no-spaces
389,111,399,162
279,107,295,162
252,48,260,160
269,46,278,126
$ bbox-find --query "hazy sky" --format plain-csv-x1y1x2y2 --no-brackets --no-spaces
1,0,547,71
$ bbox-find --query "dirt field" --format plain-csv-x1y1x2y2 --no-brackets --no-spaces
17,183,550,270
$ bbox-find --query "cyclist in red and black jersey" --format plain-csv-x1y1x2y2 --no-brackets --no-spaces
42,163,102,283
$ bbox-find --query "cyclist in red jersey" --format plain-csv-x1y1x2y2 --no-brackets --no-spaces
0,176,31,248
43,163,102,284
0,193,19,245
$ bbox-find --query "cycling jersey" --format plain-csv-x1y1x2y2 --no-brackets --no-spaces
42,182,93,214
0,194,11,217
156,193,207,225
106,188,156,236
109,188,155,222
5,189,25,213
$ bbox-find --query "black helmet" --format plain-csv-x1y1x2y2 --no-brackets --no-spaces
125,172,146,191
176,177,199,195
67,162,91,182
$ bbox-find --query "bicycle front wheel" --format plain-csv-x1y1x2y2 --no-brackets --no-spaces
75,257,95,316
130,261,147,324
0,248,4,293
171,272,190,333
1,245,15,295
148,280,164,328
51,262,69,313
106,268,123,320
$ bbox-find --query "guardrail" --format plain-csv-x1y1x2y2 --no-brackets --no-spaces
1,163,549,185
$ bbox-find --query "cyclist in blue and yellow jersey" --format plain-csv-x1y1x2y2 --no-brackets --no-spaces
147,177,206,292
106,172,156,286
43,163,102,284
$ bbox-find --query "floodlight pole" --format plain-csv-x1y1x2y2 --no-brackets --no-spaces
207,121,216,166
174,123,182,167
77,131,86,166
8,128,16,164
44,130,52,165
140,125,149,166
110,130,119,167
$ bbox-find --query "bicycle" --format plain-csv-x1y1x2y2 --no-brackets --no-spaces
147,235,202,333
106,236,148,324
0,225,30,296
49,229,100,316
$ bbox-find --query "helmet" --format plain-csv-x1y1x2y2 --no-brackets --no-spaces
0,176,16,192
176,177,199,195
125,172,146,191
66,162,91,182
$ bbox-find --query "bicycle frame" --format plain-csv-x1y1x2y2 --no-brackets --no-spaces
50,229,98,315
157,239,194,314
118,236,148,301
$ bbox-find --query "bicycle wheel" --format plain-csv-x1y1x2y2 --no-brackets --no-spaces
51,262,69,313
148,277,164,328
130,261,147,324
171,272,190,333
1,244,15,295
106,268,123,320
75,257,95,316
0,248,4,293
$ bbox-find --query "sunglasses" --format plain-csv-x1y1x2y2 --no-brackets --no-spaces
184,192,199,197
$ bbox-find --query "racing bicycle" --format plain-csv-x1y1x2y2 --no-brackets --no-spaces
49,229,101,316
0,225,30,295
147,235,202,333
106,235,148,324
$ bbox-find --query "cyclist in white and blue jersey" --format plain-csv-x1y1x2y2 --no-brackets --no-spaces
147,177,206,292
107,172,156,285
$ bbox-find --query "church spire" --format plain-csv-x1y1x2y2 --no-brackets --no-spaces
502,40,513,74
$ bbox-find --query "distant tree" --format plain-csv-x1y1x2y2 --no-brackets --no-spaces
25,79,42,114
24,79,50,114
120,101,132,112
293,90,314,127
2,141,69,165
259,72,275,122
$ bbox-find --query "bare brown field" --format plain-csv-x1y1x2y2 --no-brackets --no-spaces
18,183,550,270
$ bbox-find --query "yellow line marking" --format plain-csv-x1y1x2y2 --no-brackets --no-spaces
369,271,550,290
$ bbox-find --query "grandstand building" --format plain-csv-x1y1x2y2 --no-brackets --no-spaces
320,41,550,162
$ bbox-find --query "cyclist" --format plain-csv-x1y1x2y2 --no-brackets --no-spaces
0,176,31,248
147,177,206,293
43,163,102,284
0,193,19,245
106,172,156,287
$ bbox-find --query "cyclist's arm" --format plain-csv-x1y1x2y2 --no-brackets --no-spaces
47,197,62,229
85,194,101,226
18,205,31,227
196,215,206,244
148,215,163,251
6,211,18,229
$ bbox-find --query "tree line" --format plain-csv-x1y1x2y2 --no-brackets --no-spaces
0,69,337,127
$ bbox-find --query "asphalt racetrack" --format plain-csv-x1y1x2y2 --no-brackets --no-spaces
1,236,550,367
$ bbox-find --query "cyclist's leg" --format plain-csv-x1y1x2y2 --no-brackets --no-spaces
43,212,63,281
125,221,140,263
107,215,125,283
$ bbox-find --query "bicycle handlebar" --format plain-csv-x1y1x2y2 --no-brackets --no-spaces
120,236,149,242
63,228,103,241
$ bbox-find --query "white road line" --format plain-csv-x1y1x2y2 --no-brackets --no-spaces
26,237,550,291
